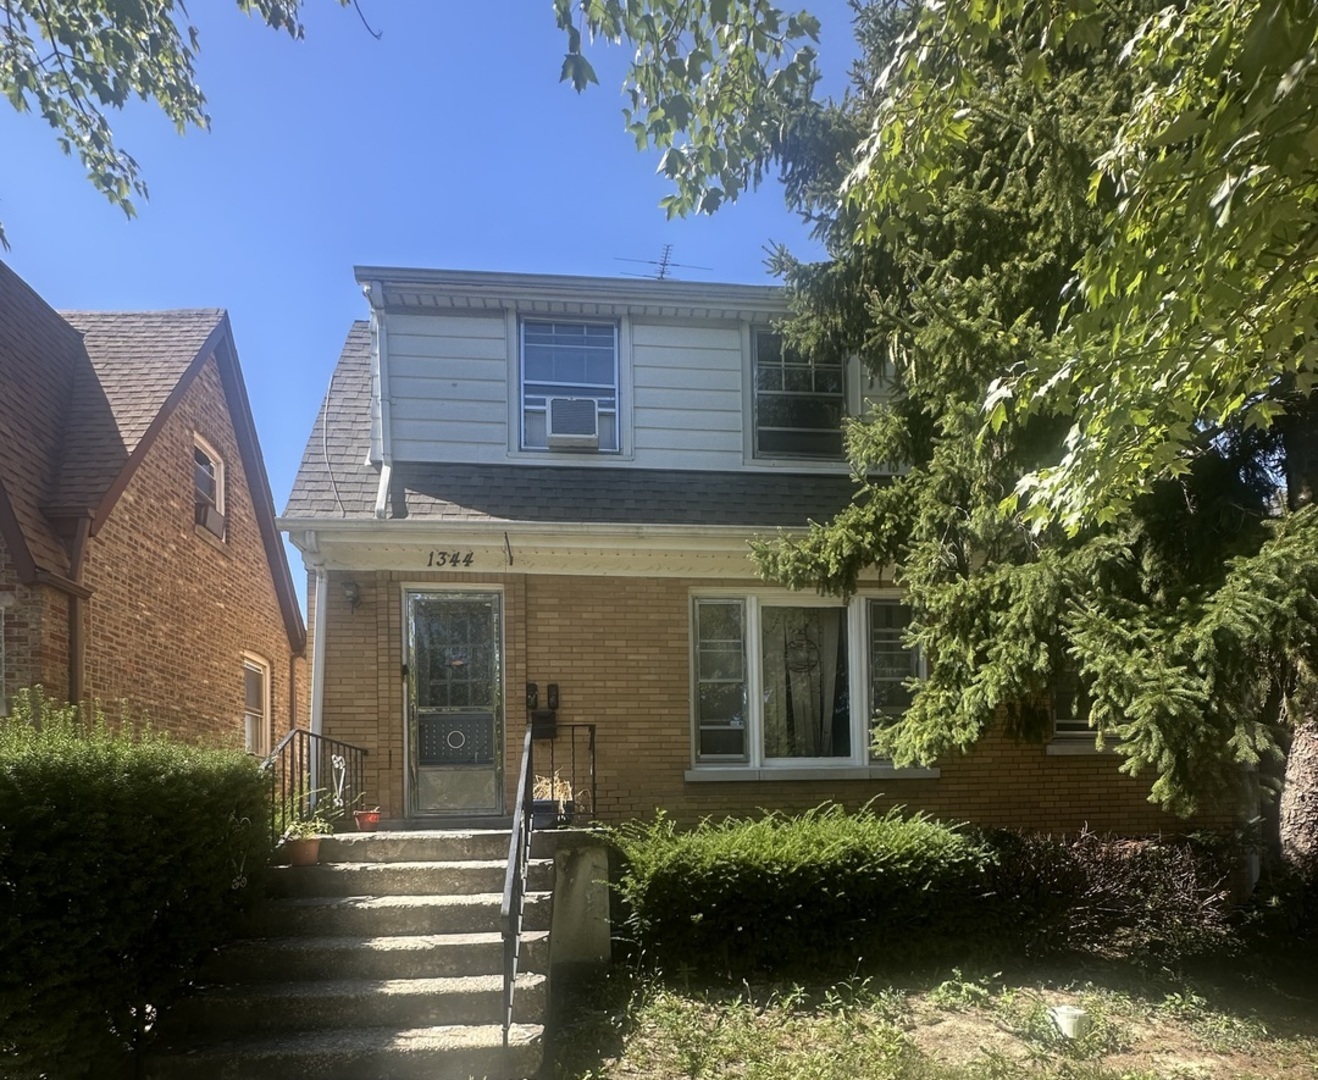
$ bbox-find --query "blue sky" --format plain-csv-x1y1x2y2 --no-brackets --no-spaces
1,2,857,602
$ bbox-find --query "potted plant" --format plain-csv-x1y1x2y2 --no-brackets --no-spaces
353,805,382,831
283,809,336,866
532,772,575,829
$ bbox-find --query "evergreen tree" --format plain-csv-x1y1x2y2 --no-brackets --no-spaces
743,0,1318,873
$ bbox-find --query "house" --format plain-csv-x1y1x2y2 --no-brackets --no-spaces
0,260,305,750
280,266,1202,830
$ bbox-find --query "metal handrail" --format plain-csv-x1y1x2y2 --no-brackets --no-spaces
500,725,535,1049
263,728,369,845
532,722,597,824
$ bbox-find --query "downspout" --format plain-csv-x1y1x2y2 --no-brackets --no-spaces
365,281,394,521
310,561,328,738
64,514,93,706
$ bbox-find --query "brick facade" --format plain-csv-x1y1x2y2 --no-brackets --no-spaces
0,260,305,746
78,357,305,743
318,568,1220,832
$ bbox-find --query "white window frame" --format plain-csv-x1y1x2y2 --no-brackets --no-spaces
518,318,620,453
1045,668,1116,755
687,590,937,780
749,329,848,462
242,653,271,756
194,434,226,538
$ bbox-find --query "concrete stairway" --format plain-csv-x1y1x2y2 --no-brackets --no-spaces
149,829,553,1080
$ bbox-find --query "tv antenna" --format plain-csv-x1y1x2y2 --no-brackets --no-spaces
616,244,712,281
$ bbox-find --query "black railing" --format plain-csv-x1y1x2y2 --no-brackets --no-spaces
264,728,368,844
532,722,597,824
501,726,535,1049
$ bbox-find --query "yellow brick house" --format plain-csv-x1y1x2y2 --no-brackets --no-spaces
279,266,1181,831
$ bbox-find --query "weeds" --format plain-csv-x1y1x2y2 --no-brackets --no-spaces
552,961,1318,1080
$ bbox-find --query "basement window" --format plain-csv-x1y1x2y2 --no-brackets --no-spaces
194,436,226,539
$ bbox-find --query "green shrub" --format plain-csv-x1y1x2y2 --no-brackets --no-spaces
0,689,273,1079
611,803,994,972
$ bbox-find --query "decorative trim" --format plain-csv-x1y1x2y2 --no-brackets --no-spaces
355,265,787,321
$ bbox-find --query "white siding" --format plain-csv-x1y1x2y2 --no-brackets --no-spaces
380,310,848,473
384,312,509,462
630,321,745,468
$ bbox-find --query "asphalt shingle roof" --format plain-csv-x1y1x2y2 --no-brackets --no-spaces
52,310,223,509
285,322,862,529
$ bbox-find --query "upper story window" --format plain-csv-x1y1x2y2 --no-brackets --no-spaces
693,594,921,766
521,320,619,452
753,331,844,459
193,436,226,539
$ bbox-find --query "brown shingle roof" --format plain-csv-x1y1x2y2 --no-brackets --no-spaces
0,262,86,576
52,310,224,511
284,321,861,528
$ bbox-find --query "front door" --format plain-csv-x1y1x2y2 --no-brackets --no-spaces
406,591,503,816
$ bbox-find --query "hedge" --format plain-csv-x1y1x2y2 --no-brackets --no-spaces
0,689,273,1079
611,803,993,971
611,805,1241,974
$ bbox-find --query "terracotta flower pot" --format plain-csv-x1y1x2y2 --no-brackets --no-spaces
354,809,382,832
286,836,321,867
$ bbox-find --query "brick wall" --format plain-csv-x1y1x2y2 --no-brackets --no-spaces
318,569,1222,833
80,355,304,745
0,536,68,710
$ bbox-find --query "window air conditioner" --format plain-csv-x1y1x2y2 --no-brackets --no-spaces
546,397,599,448
195,502,226,538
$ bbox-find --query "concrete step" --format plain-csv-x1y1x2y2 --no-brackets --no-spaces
319,829,514,863
268,859,554,899
148,1022,542,1080
169,973,547,1034
204,930,550,983
249,891,554,938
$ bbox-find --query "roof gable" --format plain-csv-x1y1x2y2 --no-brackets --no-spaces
52,310,226,515
0,261,304,654
0,261,87,577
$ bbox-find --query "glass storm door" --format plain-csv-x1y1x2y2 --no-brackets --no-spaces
406,591,503,815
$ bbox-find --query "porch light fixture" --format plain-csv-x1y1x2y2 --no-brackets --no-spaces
342,580,360,612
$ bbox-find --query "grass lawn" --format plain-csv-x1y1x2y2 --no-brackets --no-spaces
549,960,1318,1079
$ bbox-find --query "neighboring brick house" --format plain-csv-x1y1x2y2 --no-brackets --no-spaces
0,260,305,750
280,266,1202,829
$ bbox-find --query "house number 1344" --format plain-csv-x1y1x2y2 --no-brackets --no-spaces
427,550,475,568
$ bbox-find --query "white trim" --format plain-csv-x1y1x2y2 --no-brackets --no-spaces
1045,738,1118,756
0,606,6,717
684,765,940,782
354,265,788,320
747,328,848,465
242,652,272,756
689,588,920,775
310,567,328,737
193,433,226,516
517,316,623,455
